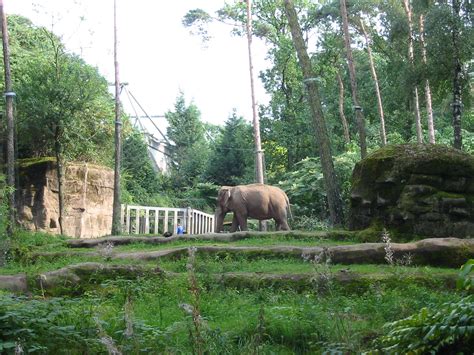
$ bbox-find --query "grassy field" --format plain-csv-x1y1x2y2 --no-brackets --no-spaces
0,230,471,353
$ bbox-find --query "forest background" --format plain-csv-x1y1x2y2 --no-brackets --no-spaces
1,0,472,230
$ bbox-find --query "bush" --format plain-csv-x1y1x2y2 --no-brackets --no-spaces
372,260,474,353
278,147,359,221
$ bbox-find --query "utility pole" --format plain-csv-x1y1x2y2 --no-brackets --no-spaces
111,0,122,235
0,0,15,237
246,0,266,231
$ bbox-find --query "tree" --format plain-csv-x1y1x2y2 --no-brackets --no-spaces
419,13,435,144
283,0,344,226
0,0,15,236
246,0,265,185
165,93,209,188
451,0,463,149
206,110,254,186
340,0,367,158
112,0,122,235
402,0,423,144
10,16,115,234
360,19,387,146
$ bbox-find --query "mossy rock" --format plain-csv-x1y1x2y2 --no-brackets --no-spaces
349,144,474,238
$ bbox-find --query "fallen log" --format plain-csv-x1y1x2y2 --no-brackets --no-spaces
111,238,473,268
66,231,352,248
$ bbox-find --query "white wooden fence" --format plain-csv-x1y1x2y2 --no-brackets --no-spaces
121,205,215,235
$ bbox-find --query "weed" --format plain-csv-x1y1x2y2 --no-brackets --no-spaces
98,241,115,261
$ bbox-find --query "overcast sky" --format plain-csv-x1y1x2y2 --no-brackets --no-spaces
6,0,270,126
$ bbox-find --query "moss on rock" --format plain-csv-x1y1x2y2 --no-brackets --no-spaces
349,144,474,238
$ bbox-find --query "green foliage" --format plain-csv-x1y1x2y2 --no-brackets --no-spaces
206,110,255,186
166,93,210,188
457,259,474,292
0,175,12,266
373,296,474,353
176,182,219,212
0,295,103,353
278,147,360,219
121,130,172,206
372,259,474,353
9,15,115,164
7,231,68,264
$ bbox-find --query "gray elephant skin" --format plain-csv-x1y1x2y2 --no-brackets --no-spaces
215,183,291,232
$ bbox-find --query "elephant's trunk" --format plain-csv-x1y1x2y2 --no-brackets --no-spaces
215,208,226,233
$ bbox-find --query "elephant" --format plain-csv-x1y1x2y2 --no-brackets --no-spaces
215,183,291,232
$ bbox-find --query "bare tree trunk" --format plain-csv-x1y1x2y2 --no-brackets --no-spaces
0,0,15,237
246,0,266,231
403,0,423,143
340,0,367,159
419,14,436,144
283,0,344,226
246,0,264,185
54,126,65,235
112,0,123,235
360,20,387,146
452,0,462,150
336,71,351,145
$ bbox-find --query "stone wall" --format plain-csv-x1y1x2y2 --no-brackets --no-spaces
349,144,474,238
17,159,114,238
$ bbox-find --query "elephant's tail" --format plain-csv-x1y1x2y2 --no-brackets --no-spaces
286,195,293,220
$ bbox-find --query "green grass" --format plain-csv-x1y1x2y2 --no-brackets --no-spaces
0,272,461,353
0,229,469,353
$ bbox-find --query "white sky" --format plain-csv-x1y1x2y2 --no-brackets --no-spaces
5,0,270,126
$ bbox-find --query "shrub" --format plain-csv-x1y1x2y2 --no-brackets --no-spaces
371,260,474,353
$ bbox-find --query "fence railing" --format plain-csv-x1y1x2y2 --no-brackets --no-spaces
121,205,215,235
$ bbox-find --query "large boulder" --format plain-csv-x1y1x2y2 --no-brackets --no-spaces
349,144,474,238
17,158,114,238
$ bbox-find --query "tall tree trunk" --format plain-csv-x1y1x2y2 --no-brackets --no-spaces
403,0,424,143
246,0,264,185
360,20,387,146
283,0,344,226
0,0,15,237
246,0,266,231
336,71,351,145
419,14,436,144
340,0,367,159
112,0,123,235
54,126,65,235
452,0,462,150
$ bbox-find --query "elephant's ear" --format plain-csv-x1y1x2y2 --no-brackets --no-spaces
219,186,232,208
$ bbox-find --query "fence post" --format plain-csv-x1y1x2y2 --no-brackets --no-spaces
145,208,150,234
134,207,140,235
164,210,169,233
154,208,159,234
125,205,130,234
186,207,192,234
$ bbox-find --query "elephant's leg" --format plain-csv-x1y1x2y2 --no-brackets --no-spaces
275,216,290,231
279,220,290,230
235,213,248,231
230,214,239,233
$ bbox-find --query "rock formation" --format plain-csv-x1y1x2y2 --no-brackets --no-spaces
349,144,474,238
17,159,114,238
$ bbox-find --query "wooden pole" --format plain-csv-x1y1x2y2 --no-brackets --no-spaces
111,0,123,235
0,0,15,236
246,0,266,231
